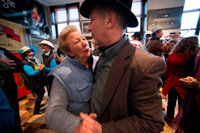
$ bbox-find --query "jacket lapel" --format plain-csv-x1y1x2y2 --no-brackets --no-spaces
100,41,136,116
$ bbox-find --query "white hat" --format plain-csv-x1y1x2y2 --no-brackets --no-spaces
151,26,161,33
38,40,54,49
20,46,31,54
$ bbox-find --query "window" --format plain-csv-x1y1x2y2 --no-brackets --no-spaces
127,1,142,33
126,0,147,41
180,0,200,38
51,3,80,39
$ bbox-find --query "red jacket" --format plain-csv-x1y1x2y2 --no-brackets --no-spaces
162,53,190,99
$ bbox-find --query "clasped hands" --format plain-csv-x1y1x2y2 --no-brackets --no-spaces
39,64,45,71
75,112,102,133
179,76,197,88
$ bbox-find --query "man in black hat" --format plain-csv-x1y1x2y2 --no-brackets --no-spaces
77,0,165,132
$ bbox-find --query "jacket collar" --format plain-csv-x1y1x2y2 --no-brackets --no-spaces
99,39,136,116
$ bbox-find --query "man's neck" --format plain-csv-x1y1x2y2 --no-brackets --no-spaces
44,50,51,56
103,29,125,47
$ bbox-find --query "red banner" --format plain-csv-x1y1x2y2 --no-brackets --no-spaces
0,24,21,42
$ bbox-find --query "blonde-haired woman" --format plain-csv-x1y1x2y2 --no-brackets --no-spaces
46,25,93,133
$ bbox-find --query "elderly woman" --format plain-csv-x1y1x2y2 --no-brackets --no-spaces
46,25,93,133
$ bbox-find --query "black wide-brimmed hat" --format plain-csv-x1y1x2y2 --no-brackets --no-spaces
80,0,138,27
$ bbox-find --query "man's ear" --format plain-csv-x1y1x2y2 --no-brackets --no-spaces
104,12,116,28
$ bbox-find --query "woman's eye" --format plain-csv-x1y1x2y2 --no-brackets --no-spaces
75,39,81,44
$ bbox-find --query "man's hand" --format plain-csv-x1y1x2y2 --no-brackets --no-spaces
1,58,16,69
75,113,98,133
77,112,102,133
172,32,180,42
57,57,65,62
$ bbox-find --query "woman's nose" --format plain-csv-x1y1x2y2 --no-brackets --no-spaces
81,40,86,47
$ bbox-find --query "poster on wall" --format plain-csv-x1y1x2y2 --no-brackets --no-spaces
0,0,46,31
0,18,25,50
147,7,183,30
81,20,91,37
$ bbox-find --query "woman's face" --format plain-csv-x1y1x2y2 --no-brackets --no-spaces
66,31,90,61
25,49,34,58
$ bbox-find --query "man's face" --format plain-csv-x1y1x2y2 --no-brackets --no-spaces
156,30,163,38
41,44,51,53
88,8,106,47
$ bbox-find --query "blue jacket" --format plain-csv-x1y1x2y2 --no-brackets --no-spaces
0,88,14,133
48,56,93,114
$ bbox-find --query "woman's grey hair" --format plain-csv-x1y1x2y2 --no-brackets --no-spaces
58,25,79,53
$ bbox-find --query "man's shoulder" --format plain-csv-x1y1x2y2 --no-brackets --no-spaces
135,48,155,59
133,48,164,70
149,39,162,46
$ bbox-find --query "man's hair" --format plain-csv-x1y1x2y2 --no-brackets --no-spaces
152,30,162,38
132,32,142,41
151,29,161,37
94,4,129,30
172,36,199,54
58,25,78,53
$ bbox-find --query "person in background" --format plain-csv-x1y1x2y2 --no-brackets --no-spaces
0,47,23,133
54,48,66,64
0,87,14,133
38,40,57,96
146,26,178,59
145,34,151,48
176,76,200,132
174,37,200,132
46,25,93,133
130,32,143,49
18,46,46,115
76,0,165,132
163,32,181,60
162,36,199,127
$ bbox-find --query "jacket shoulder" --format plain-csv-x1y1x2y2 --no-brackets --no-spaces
133,48,165,72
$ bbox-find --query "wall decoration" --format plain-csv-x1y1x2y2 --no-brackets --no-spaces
0,18,25,50
81,20,91,37
147,7,183,31
0,0,47,32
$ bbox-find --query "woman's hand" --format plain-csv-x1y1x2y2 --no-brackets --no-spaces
39,64,45,71
179,76,197,88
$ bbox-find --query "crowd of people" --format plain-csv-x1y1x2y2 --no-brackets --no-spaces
0,0,199,132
